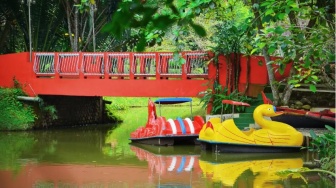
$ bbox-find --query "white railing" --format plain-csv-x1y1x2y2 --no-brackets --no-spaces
33,53,55,75
57,53,80,76
82,53,104,76
33,52,209,79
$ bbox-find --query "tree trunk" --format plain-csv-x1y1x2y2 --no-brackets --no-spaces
0,17,13,51
251,1,280,105
262,48,280,105
73,0,79,52
64,0,74,51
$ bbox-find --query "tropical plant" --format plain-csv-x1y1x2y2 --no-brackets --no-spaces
308,125,335,174
275,126,335,183
199,81,254,115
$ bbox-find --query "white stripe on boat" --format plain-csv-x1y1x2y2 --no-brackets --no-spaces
167,119,177,134
185,118,195,134
185,156,195,171
168,157,177,171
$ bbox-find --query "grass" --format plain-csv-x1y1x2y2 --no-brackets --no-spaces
104,97,204,107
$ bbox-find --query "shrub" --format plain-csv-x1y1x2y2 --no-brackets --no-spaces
0,88,36,130
199,82,254,114
309,125,335,174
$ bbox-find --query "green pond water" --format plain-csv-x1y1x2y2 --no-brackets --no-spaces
0,107,334,188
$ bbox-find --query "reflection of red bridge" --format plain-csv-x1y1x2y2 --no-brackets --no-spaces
130,145,202,186
0,163,149,188
0,52,291,97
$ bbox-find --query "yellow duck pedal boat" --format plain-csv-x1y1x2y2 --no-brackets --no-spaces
198,100,304,153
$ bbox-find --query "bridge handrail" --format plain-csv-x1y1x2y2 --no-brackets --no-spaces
33,52,211,79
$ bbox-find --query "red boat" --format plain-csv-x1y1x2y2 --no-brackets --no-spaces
129,98,205,146
261,92,335,128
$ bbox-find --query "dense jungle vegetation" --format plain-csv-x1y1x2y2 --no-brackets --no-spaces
1,0,334,105
0,0,335,178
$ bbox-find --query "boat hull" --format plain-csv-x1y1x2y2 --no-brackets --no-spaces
130,135,199,146
198,139,302,153
271,113,335,128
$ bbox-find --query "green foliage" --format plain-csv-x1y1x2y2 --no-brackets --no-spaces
252,0,335,92
105,104,124,123
0,88,36,130
210,2,255,55
39,99,58,121
276,167,336,183
198,82,254,114
308,125,335,174
102,0,211,51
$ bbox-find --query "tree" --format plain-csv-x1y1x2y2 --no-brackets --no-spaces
249,0,335,105
102,0,335,105
0,0,124,53
102,0,210,52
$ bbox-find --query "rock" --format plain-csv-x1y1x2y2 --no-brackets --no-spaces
301,97,311,105
295,101,303,106
302,104,311,110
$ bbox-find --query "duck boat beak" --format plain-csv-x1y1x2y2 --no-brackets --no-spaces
274,106,284,116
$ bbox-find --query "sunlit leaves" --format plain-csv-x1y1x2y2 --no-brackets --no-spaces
265,8,274,15
102,0,211,51
277,13,286,20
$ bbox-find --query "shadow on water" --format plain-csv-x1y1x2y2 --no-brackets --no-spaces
0,114,334,187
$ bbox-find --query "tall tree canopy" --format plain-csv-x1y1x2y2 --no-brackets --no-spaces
0,0,334,105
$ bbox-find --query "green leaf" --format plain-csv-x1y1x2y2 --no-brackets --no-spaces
190,22,207,37
250,49,258,55
279,63,285,75
285,8,291,14
294,84,301,87
265,9,275,15
136,37,146,52
274,26,285,34
277,13,286,20
310,130,317,139
309,85,317,92
268,46,276,54
257,42,266,49
325,125,335,132
153,16,174,30
288,1,298,8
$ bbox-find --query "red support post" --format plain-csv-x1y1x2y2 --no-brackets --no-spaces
54,52,60,79
79,52,84,79
129,52,135,80
155,52,160,80
181,52,187,80
103,52,109,79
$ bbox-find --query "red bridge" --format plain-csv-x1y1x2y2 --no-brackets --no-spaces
0,52,290,98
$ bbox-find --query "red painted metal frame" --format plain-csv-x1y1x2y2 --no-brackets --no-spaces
0,52,291,97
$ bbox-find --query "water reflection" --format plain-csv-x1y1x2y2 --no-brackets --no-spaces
199,151,331,187
0,132,36,172
0,126,334,188
0,126,148,188
130,144,204,187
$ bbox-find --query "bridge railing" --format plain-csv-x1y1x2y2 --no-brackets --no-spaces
33,52,210,80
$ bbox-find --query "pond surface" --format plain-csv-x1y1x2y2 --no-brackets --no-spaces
0,106,334,188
